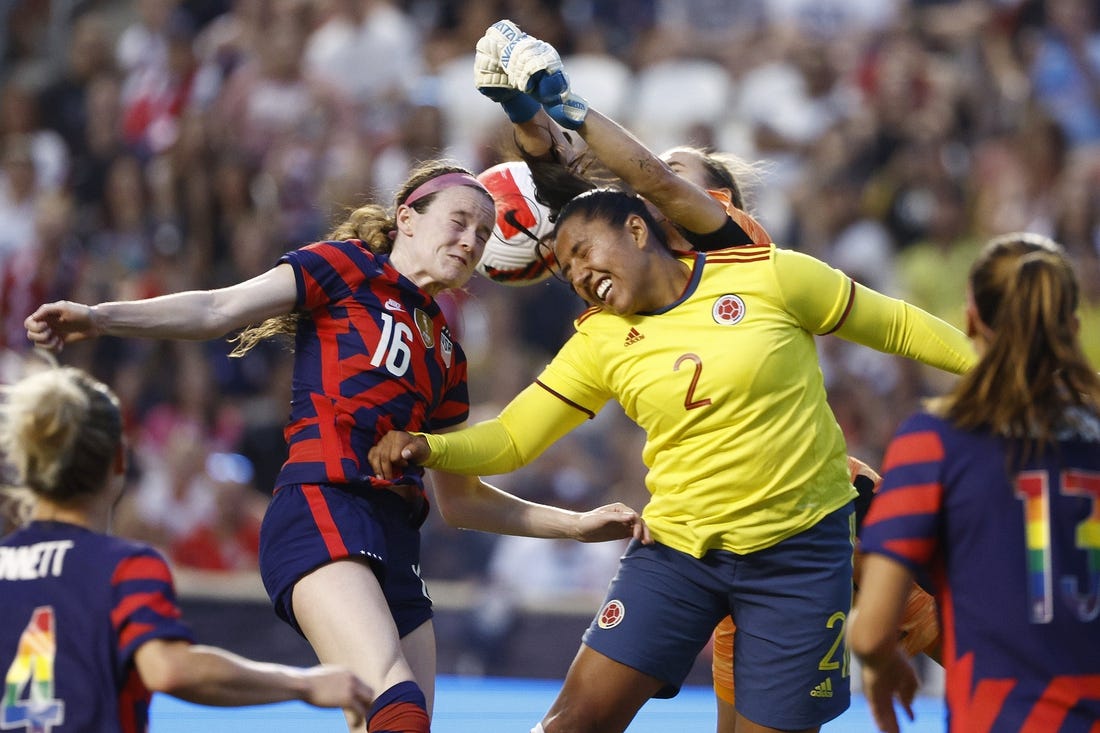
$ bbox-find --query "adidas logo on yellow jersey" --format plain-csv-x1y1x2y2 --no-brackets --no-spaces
624,327,645,347
809,678,833,698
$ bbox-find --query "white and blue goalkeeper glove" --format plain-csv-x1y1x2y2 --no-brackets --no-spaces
478,19,589,130
474,19,540,122
541,89,589,131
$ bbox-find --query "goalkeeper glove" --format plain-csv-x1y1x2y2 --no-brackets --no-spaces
474,19,540,122
543,89,589,130
501,34,589,128
480,19,590,130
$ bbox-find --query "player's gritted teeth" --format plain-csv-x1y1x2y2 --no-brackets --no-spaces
595,277,612,302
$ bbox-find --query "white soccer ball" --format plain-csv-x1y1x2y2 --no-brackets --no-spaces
476,161,555,286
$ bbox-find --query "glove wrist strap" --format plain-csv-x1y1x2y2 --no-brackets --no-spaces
499,91,540,123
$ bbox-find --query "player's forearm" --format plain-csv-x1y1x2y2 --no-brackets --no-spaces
139,644,309,706
423,418,525,474
91,291,237,340
838,284,978,375
848,608,899,667
424,383,586,474
90,266,297,341
426,386,593,537
513,109,557,158
181,648,313,706
502,497,588,540
578,109,728,232
432,473,584,539
848,554,914,663
578,109,677,198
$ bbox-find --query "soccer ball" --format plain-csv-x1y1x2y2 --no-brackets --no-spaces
476,161,555,286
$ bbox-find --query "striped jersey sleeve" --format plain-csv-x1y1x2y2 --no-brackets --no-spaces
110,548,193,668
860,412,947,576
283,240,378,309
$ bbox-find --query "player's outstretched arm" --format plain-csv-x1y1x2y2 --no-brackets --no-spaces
857,645,918,733
134,639,373,726
849,554,920,733
429,470,651,544
476,20,728,236
25,265,297,350
578,108,729,234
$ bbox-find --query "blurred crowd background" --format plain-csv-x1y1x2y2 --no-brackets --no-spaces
1,0,1099,678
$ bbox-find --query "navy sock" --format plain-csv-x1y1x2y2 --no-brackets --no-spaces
367,680,430,733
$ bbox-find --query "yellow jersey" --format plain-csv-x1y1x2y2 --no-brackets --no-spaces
423,244,975,558
537,244,857,556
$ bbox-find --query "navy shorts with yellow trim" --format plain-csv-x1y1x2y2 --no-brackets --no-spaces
582,504,854,730
258,483,432,638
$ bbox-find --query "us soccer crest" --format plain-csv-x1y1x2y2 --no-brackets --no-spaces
440,328,454,368
413,308,434,348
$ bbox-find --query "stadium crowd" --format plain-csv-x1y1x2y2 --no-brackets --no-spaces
1,0,1098,667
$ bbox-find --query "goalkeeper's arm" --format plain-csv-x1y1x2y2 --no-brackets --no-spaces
573,108,732,237
422,382,588,474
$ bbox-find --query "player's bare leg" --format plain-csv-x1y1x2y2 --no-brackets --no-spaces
717,697,738,732
539,645,665,733
292,559,421,732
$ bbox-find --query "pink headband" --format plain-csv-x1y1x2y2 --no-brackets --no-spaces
403,172,489,207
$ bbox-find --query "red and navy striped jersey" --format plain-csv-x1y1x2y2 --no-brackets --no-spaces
276,240,469,492
861,409,1100,732
0,521,193,733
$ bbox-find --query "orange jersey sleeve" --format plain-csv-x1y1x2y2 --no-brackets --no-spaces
897,584,941,659
707,189,772,246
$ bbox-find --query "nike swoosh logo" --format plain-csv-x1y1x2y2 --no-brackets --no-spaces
503,209,541,242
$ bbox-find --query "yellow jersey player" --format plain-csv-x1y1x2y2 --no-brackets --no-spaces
370,187,975,733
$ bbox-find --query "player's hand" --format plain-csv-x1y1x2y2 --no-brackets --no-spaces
25,301,101,351
368,431,431,480
297,665,374,728
574,503,652,544
847,455,882,488
501,28,588,129
848,455,882,530
501,36,567,102
860,646,918,733
474,19,521,92
480,19,589,129
474,20,540,122
542,90,589,130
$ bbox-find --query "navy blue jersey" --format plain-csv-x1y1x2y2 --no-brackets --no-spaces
275,240,469,495
861,409,1100,732
0,521,193,733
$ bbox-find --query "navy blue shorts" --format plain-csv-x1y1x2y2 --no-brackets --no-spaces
258,483,432,638
582,504,854,730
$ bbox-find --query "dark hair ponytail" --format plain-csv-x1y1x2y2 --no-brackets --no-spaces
936,234,1100,461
